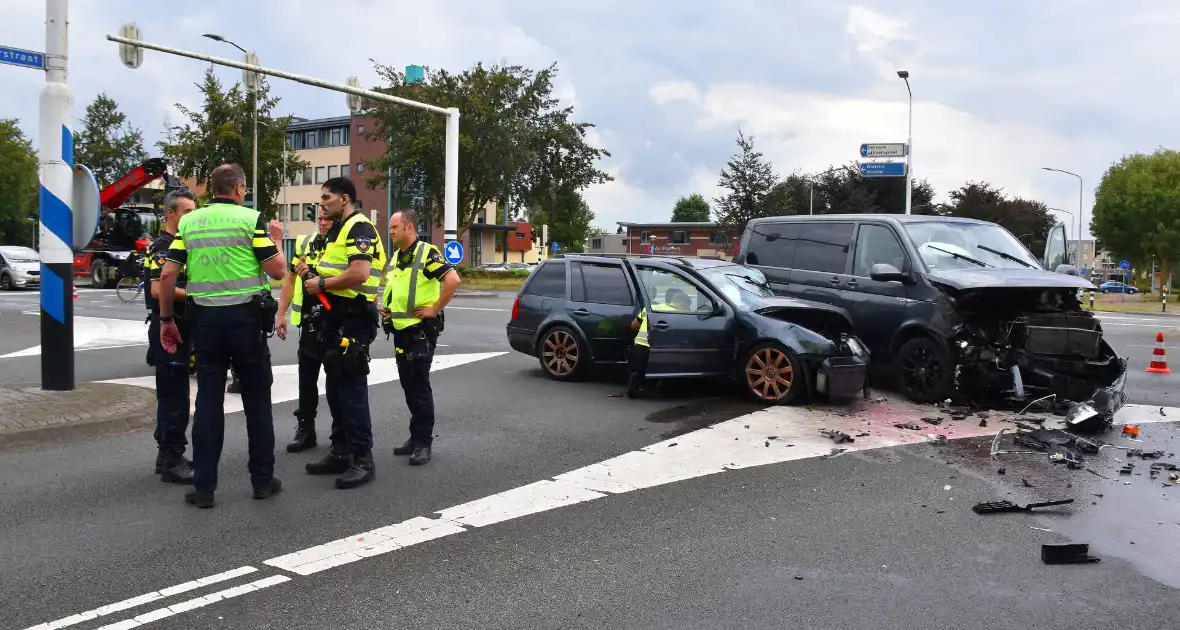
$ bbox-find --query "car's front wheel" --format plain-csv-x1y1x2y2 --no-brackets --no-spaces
741,342,805,405
538,325,586,381
894,336,954,403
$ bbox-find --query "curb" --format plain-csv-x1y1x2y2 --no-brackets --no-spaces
0,382,156,450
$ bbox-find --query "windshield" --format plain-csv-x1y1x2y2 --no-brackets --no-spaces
0,246,39,263
903,221,1042,271
137,212,160,239
699,265,775,309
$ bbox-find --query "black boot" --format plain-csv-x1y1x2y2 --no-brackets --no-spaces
159,450,195,484
393,438,414,456
305,445,351,475
253,477,283,500
335,452,375,489
184,489,215,509
409,446,432,466
227,374,241,394
286,414,317,453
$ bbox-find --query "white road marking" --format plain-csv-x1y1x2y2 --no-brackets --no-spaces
91,575,291,630
100,352,507,416
25,400,1179,629
26,566,257,630
1,316,149,358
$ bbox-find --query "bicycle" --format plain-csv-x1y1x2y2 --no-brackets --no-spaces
117,255,146,303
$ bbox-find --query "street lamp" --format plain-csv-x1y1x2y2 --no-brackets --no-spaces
203,33,259,215
1042,167,1084,263
897,70,913,215
807,165,845,214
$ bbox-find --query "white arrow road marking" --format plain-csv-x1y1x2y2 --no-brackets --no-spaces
1,315,149,358
29,400,1177,630
100,351,507,416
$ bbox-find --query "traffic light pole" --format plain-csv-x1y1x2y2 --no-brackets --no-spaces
106,32,460,244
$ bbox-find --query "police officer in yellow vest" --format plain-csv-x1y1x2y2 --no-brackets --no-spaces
275,206,335,452
158,164,288,509
627,289,690,398
302,177,387,489
379,209,461,466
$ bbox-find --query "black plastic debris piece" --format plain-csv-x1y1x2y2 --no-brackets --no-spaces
1119,463,1135,476
1128,449,1166,460
1014,436,1048,451
1047,447,1083,468
871,397,888,404
856,432,870,437
973,498,1074,514
820,429,854,444
922,417,944,426
1150,462,1180,472
1030,429,1076,447
894,422,924,431
979,419,989,427
1042,543,1100,565
1073,437,1101,454
997,468,1007,475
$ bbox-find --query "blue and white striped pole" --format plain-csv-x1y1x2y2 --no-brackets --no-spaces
38,0,74,391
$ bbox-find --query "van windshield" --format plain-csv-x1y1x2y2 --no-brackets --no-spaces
903,221,1043,271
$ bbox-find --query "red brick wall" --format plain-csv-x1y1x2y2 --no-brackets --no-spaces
348,114,389,219
622,227,737,256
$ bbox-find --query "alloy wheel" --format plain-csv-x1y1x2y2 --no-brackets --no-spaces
542,329,580,377
746,347,794,401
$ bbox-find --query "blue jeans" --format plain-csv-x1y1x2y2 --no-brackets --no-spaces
191,303,275,493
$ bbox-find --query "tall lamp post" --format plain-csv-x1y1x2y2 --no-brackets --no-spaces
897,70,913,215
1042,167,1084,268
203,34,259,213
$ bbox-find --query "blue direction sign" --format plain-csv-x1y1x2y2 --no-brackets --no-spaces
443,240,464,264
0,45,45,70
1120,260,1130,270
551,241,560,252
859,161,907,178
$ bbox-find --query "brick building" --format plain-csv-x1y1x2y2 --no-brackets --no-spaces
616,221,738,258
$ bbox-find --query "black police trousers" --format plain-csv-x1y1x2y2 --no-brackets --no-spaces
296,326,323,425
323,309,377,456
191,303,275,494
148,313,191,453
394,324,437,447
627,344,650,393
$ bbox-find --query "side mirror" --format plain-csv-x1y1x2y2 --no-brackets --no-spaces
870,263,909,284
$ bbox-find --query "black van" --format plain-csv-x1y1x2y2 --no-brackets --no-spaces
734,214,1128,415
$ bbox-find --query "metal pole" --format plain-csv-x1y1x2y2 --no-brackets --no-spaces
106,34,459,245
809,184,813,215
251,93,258,212
40,0,74,391
904,81,913,215
444,107,460,242
385,131,393,240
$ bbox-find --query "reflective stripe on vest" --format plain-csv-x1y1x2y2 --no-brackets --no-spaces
290,233,316,327
383,241,442,330
634,308,650,347
317,212,385,299
178,203,269,307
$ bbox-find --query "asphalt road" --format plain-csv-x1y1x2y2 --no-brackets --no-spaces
1,287,1178,629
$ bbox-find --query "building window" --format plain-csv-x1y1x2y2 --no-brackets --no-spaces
357,125,365,134
289,204,299,222
669,230,689,244
640,231,653,243
302,167,312,186
331,128,342,146
304,131,316,149
315,166,326,184
328,165,338,179
341,164,350,178
356,162,364,173
591,237,602,250
709,231,730,245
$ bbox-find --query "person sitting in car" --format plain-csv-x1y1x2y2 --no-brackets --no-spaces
626,289,692,398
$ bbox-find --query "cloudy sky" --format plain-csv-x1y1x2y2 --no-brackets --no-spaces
0,0,1173,237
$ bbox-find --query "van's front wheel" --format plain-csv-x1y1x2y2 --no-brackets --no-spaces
894,337,954,403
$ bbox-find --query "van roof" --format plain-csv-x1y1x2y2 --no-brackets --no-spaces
745,213,998,227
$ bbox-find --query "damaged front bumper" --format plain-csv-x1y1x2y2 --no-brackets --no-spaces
1064,364,1130,431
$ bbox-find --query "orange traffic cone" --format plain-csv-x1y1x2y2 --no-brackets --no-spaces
1146,332,1171,374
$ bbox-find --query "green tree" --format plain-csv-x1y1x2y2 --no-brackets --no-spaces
761,173,811,217
942,182,1056,254
713,130,777,233
671,193,710,222
74,93,149,189
527,184,596,252
158,68,308,219
364,62,610,237
809,162,936,215
0,119,39,246
1091,148,1180,282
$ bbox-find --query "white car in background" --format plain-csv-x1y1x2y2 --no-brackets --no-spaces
0,245,40,290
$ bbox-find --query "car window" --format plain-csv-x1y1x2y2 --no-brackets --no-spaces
635,266,715,314
795,222,853,274
524,261,566,298
743,222,797,268
852,224,907,277
573,262,633,306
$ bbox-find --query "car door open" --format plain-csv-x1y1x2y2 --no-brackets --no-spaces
629,260,733,377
